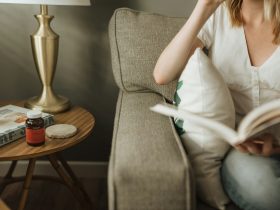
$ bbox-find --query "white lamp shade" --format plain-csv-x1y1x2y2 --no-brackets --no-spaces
0,0,91,6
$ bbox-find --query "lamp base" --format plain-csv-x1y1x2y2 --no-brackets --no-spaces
25,92,71,114
24,6,72,114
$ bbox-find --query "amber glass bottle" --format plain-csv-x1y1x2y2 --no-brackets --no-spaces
25,110,45,146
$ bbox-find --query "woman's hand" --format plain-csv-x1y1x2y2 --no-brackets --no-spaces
234,133,280,156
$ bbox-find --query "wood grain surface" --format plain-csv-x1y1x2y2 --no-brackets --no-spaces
0,101,95,161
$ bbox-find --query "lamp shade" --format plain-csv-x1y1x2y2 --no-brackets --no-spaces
0,0,91,6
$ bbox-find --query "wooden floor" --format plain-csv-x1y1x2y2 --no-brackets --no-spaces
0,178,108,210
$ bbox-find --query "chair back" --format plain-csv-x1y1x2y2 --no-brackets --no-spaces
109,8,186,101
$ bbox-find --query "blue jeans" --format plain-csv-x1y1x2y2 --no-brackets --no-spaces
221,149,280,210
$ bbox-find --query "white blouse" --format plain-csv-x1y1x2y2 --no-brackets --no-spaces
197,3,280,138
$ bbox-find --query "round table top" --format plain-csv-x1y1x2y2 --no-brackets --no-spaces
0,101,95,161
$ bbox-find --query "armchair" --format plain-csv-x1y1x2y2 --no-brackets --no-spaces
108,8,241,210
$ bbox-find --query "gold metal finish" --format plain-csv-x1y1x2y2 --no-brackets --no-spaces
25,5,70,113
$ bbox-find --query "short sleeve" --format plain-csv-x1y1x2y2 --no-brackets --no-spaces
197,14,215,49
197,4,224,49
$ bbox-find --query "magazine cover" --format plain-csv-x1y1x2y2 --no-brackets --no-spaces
0,105,54,147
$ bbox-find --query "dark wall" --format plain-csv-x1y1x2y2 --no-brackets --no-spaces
0,0,196,161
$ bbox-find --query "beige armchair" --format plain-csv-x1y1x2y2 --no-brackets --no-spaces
108,8,241,210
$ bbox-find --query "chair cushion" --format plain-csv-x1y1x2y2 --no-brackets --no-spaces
109,8,186,101
174,49,235,209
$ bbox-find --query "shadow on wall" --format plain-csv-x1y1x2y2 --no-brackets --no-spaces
55,0,143,161
0,0,144,162
0,0,193,161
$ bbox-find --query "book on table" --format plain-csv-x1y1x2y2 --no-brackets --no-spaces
0,105,54,147
150,99,280,146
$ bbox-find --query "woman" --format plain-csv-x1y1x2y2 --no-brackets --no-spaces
153,0,280,210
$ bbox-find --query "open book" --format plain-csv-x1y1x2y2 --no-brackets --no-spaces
150,99,280,146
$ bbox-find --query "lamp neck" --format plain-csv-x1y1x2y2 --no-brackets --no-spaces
40,5,48,15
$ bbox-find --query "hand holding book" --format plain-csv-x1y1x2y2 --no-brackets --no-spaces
235,133,280,156
150,98,280,147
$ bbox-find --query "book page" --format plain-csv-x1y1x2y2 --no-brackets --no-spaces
150,103,239,145
246,110,280,134
0,105,52,133
0,105,28,133
244,117,280,141
238,99,280,139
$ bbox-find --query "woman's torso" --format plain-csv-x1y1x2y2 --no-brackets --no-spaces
198,3,280,118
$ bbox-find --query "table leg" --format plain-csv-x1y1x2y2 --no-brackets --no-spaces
48,154,91,210
5,160,18,179
56,153,92,206
0,161,18,194
17,158,36,210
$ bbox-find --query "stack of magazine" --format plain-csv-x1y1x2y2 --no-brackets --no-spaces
0,105,54,147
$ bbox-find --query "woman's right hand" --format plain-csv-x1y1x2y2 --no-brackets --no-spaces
234,133,280,157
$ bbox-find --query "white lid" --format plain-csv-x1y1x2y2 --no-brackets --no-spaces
27,110,42,119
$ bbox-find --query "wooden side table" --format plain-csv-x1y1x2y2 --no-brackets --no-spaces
0,101,95,210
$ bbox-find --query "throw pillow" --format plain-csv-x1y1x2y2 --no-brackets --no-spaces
174,48,235,210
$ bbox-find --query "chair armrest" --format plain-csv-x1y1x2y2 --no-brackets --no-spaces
108,91,195,210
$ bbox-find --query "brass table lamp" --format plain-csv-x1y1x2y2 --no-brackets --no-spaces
0,0,91,113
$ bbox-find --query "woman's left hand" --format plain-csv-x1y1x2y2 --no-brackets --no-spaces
235,133,280,156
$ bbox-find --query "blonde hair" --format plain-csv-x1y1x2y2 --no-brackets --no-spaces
226,0,280,44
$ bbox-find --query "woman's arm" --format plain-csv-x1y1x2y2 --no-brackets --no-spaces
153,0,224,85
